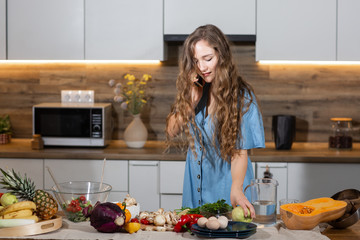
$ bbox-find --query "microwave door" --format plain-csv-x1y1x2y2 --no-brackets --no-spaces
34,108,91,138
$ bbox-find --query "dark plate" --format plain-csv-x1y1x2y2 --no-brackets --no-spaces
192,229,257,239
192,221,257,234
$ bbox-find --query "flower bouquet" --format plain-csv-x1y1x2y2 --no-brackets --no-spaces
109,73,152,115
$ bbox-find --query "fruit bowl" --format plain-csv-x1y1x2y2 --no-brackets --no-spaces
51,181,112,222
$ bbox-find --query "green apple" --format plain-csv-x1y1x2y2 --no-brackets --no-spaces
232,206,252,222
0,193,18,206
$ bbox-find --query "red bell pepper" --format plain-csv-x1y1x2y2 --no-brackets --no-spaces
174,214,204,233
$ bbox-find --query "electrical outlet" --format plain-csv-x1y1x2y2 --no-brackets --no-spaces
61,90,94,103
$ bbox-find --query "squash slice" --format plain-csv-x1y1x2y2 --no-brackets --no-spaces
280,197,347,230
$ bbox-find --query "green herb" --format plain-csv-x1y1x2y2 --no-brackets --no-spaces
179,199,232,216
200,199,233,215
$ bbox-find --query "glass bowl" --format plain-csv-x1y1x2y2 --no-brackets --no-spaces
51,181,112,222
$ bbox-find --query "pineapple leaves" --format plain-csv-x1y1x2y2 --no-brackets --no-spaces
0,168,36,200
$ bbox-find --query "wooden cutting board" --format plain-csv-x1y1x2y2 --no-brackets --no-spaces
0,215,62,237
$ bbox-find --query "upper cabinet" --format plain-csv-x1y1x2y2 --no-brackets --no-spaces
7,0,84,60
337,0,360,61
256,0,337,61
85,0,164,60
0,0,6,59
164,0,255,41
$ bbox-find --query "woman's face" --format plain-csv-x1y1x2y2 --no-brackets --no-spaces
193,40,218,83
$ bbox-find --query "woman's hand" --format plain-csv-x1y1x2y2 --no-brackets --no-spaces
230,150,256,219
190,74,203,110
230,184,256,219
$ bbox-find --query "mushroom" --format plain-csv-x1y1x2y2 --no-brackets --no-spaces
206,219,220,230
197,217,208,228
155,208,164,215
217,216,228,229
139,211,149,220
154,214,166,226
124,194,137,206
164,211,172,225
171,211,179,225
155,226,166,232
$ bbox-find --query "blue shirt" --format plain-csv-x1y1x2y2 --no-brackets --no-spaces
182,89,265,208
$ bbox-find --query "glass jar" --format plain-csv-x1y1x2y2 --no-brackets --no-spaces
329,118,353,150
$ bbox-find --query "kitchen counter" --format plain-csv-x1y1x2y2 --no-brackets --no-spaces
1,139,360,163
3,218,359,240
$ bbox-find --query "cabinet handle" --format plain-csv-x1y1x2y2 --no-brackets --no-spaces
130,162,159,167
258,164,287,168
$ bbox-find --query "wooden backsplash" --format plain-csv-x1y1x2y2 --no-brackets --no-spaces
1,43,360,142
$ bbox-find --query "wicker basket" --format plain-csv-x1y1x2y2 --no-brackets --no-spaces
0,133,11,144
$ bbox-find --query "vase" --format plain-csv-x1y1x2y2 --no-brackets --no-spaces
124,114,148,148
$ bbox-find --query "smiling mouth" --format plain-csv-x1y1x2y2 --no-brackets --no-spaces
203,72,211,77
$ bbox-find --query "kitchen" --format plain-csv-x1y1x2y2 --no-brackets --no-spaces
0,0,360,239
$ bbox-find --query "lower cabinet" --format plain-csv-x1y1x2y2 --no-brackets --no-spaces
159,161,186,210
129,160,160,212
44,159,128,203
0,158,44,190
287,163,360,202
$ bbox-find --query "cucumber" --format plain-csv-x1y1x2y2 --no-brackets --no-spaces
0,219,35,228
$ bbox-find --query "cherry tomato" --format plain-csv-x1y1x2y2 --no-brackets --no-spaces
140,219,150,225
79,195,86,202
75,206,82,212
0,193,4,198
130,218,139,223
71,200,78,206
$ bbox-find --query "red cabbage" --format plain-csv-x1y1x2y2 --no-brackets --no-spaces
90,202,125,233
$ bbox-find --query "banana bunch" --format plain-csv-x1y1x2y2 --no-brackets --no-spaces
0,201,39,222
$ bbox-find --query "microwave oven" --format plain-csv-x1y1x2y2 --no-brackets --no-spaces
33,103,112,147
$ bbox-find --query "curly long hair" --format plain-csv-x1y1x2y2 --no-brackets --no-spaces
166,24,256,162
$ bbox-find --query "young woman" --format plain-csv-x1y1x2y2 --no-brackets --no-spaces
166,25,264,218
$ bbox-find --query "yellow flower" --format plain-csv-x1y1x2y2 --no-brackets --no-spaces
141,99,147,103
128,75,136,81
142,74,152,81
140,81,147,85
127,81,134,85
139,90,144,94
124,74,131,79
126,90,133,95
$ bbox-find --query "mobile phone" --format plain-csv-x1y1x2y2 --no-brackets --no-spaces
194,74,205,88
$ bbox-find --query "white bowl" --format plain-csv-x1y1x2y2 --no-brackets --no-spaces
127,203,140,218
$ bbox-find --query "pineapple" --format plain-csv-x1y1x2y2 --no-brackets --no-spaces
0,168,58,220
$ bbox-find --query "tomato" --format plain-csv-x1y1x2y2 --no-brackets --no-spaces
75,206,82,212
130,218,139,223
140,219,150,225
71,200,78,206
0,193,3,198
79,195,86,202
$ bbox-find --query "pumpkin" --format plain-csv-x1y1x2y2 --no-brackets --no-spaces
280,197,347,230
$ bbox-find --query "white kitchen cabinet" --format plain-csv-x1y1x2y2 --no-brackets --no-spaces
287,163,360,202
85,0,164,60
337,0,360,61
256,162,288,213
0,159,44,190
256,0,337,61
7,0,84,60
0,0,5,59
44,159,128,202
129,161,160,212
161,195,183,212
164,0,255,36
159,161,185,194
159,161,185,210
